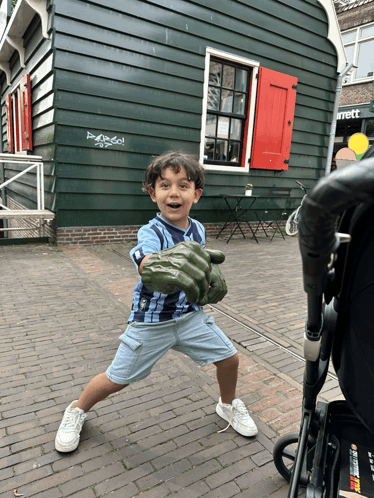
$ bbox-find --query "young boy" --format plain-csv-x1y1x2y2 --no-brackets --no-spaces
55,151,257,453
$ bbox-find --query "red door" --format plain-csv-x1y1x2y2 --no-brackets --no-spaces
250,67,298,171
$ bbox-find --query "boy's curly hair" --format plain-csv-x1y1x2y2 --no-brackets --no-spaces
142,151,205,192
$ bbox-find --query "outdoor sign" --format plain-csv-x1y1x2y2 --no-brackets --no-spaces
337,109,361,120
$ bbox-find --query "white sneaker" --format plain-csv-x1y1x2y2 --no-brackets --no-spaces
55,400,88,452
216,398,258,437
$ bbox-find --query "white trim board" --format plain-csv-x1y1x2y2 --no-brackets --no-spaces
317,0,348,73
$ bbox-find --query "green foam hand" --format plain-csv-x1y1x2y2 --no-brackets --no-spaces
198,263,228,306
141,241,226,304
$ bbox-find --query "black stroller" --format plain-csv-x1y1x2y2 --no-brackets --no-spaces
273,154,374,498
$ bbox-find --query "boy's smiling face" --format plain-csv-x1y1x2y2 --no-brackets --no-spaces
149,166,202,230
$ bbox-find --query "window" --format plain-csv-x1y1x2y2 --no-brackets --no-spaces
366,118,374,138
342,23,374,84
203,58,251,167
334,119,362,154
5,73,32,153
200,48,298,172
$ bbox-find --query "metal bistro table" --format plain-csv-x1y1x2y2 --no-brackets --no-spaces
216,194,259,243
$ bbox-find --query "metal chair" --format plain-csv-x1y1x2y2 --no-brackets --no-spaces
253,187,292,241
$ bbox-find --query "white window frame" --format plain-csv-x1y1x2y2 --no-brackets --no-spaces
342,22,374,85
199,48,260,173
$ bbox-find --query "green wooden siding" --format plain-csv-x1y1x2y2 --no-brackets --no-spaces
2,0,339,228
0,14,56,211
51,0,338,228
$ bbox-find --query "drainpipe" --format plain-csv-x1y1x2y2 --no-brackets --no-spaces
0,109,8,238
0,164,8,238
325,62,355,175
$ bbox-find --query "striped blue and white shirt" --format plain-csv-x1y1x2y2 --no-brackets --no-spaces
129,214,206,323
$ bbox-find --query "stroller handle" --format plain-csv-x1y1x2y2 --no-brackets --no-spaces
299,157,374,301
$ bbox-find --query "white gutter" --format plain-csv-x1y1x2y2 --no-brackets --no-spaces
317,0,347,73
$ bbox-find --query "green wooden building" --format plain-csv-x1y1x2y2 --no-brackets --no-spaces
0,0,346,244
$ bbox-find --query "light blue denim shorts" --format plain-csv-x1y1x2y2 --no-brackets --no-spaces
106,309,237,384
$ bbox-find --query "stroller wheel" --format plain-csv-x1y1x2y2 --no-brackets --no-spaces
273,432,299,482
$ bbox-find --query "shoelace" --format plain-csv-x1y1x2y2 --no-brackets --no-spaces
61,410,86,432
218,401,249,433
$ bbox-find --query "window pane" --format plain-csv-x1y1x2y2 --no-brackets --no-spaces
235,68,248,92
228,142,240,163
233,93,245,114
366,119,374,138
209,61,222,86
356,39,374,78
207,86,220,110
205,114,217,136
204,138,215,160
230,119,242,140
344,44,355,65
342,31,356,43
216,140,228,161
220,90,233,112
217,116,230,138
360,25,374,39
222,65,235,89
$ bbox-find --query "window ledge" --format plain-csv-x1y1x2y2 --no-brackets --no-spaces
0,0,49,86
204,164,249,173
343,77,374,86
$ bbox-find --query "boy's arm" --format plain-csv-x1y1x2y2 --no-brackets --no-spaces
139,254,151,274
130,225,161,273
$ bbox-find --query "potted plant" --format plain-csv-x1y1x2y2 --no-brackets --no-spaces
245,184,253,196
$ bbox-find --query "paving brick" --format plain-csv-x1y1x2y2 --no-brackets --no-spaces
216,440,264,467
205,457,256,489
137,425,190,450
124,441,177,469
59,462,125,496
1,466,81,496
0,239,316,498
165,459,223,492
202,481,241,498
251,449,274,466
170,480,211,497
136,458,193,491
235,461,278,489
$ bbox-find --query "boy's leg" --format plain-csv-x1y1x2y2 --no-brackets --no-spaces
214,352,239,404
215,353,258,437
72,372,127,412
174,310,258,438
55,373,127,453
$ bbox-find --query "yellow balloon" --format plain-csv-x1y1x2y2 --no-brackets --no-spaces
348,133,369,155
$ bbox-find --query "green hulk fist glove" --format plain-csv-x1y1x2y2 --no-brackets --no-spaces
141,241,226,304
198,264,228,306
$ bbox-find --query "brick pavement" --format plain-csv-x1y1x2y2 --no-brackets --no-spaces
0,236,342,497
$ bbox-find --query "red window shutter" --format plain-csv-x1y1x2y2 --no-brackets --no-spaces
20,73,33,151
250,67,297,171
5,94,13,153
13,91,20,152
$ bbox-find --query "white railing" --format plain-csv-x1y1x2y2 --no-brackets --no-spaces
0,153,54,237
0,153,45,210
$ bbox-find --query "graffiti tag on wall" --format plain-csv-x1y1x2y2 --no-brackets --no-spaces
87,131,125,148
